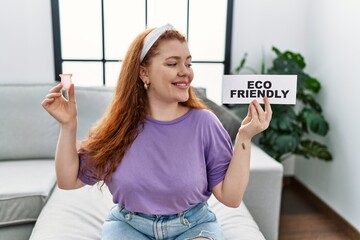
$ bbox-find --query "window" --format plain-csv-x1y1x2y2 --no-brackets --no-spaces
51,0,233,104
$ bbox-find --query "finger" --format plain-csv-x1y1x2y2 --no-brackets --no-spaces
242,103,253,125
67,84,76,103
252,100,265,121
41,98,55,108
45,92,62,99
245,102,252,118
263,97,272,122
49,83,63,93
250,101,258,121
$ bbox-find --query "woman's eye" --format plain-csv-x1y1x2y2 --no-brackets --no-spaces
167,63,177,67
187,63,192,68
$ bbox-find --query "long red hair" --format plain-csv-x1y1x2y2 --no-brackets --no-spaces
79,28,208,184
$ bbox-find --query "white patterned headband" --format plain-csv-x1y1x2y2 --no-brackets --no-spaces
140,24,175,62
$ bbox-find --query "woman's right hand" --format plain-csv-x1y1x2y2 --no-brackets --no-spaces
41,83,78,127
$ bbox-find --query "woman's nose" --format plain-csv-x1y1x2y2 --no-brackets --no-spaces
177,64,191,76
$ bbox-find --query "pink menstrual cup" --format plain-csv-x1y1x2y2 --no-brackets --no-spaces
59,74,72,90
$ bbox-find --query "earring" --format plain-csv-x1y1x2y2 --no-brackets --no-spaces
144,82,149,90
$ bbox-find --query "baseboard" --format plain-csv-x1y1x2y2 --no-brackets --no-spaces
283,176,360,240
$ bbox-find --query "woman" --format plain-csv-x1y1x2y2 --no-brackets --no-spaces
42,24,272,240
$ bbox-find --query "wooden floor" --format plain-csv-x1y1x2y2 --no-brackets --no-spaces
279,178,359,240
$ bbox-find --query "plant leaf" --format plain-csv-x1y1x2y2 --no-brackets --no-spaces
274,134,300,153
297,92,322,112
296,72,308,93
234,53,248,74
272,46,281,56
299,108,329,136
271,105,298,131
305,75,321,93
269,57,303,75
260,130,300,153
261,47,266,74
283,51,306,69
300,140,333,161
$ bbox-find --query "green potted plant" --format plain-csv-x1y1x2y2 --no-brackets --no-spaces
228,47,332,162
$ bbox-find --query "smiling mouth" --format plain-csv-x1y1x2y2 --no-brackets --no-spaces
172,82,188,87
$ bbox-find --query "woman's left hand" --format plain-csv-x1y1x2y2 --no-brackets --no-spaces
239,97,272,140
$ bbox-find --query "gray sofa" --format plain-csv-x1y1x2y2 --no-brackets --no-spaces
0,83,283,240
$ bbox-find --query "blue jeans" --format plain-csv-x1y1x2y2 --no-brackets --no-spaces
102,202,224,240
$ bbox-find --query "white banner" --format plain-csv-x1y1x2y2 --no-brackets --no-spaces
222,75,297,105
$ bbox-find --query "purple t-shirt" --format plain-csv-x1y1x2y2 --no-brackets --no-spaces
78,108,233,215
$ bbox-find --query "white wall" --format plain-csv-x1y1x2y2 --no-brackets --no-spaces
295,0,360,230
0,0,54,83
231,0,360,230
231,0,308,73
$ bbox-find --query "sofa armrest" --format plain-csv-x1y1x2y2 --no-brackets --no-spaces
244,144,283,240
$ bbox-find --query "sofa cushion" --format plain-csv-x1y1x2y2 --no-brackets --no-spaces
0,160,56,227
30,185,114,240
0,84,59,160
30,185,264,239
209,196,265,240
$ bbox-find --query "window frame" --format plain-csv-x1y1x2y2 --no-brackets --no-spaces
51,0,233,84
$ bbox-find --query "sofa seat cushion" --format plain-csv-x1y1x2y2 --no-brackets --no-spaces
30,185,265,239
0,160,56,227
208,196,265,239
30,185,114,239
